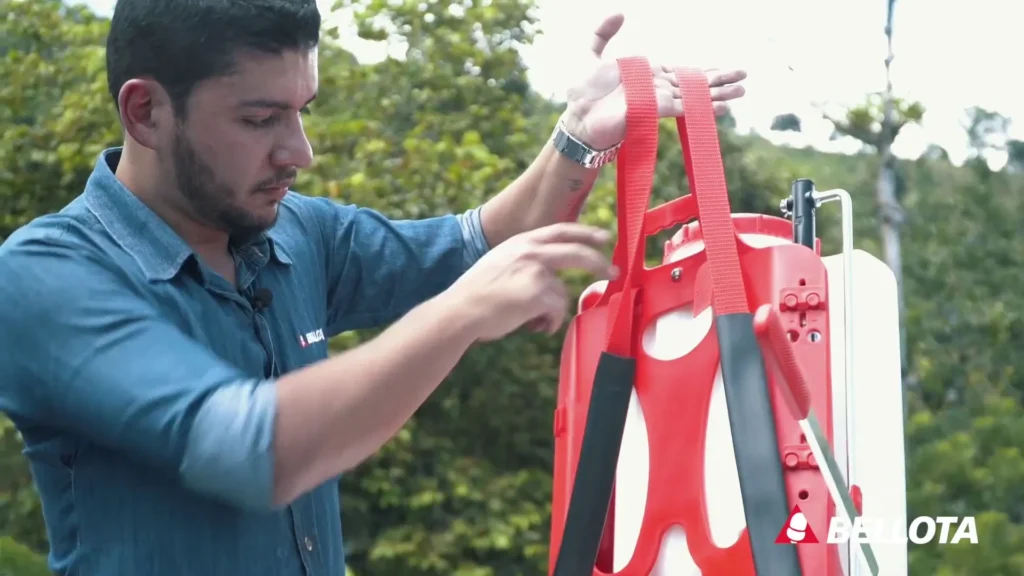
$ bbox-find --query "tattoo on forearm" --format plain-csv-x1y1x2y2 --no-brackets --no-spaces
568,178,585,193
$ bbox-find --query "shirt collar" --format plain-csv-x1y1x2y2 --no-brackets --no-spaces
84,147,292,282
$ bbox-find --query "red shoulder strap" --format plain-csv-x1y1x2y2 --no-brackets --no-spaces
602,63,747,357
604,56,659,357
674,68,747,315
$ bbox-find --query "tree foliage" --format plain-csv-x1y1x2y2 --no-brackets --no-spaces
770,112,802,133
825,92,925,151
0,0,120,241
3,1,1024,575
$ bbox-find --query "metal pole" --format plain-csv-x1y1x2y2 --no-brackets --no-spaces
791,179,816,249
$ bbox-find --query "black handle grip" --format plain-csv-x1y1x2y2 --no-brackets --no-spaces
717,313,803,575
551,352,635,576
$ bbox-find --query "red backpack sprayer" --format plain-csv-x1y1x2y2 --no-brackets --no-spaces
547,57,906,576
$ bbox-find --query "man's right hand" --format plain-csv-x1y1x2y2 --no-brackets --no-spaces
446,222,616,342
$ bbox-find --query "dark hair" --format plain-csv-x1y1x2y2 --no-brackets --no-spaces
106,0,321,116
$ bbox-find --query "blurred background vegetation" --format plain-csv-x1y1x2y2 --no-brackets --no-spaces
3,0,1024,574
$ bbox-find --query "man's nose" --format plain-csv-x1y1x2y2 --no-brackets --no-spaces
271,122,314,169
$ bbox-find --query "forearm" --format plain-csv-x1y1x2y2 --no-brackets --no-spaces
271,292,478,506
479,119,600,247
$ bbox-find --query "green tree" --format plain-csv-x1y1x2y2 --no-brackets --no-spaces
0,0,120,241
0,537,51,576
899,154,1024,574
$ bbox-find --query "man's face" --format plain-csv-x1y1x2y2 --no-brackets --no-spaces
168,48,317,240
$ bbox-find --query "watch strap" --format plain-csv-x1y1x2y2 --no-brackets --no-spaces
550,120,622,169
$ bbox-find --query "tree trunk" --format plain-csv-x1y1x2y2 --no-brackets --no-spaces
879,0,906,376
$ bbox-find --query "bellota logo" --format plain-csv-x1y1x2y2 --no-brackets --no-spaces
827,516,977,545
775,508,979,545
776,505,819,544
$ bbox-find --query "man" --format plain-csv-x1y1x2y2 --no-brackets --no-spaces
0,0,745,574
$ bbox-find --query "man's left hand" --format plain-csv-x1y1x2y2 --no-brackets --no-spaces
561,13,748,151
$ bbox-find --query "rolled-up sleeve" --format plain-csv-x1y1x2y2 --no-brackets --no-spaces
0,232,277,511
306,198,491,335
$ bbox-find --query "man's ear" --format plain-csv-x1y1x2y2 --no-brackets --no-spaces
117,79,174,150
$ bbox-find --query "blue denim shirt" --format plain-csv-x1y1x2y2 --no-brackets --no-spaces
0,148,490,575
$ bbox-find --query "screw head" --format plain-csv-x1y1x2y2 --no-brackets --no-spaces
779,198,793,217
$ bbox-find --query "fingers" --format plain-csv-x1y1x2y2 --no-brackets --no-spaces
651,74,681,117
591,13,625,58
696,67,748,88
523,242,614,279
657,95,735,118
654,74,679,94
654,64,680,87
516,223,616,277
707,68,747,88
525,222,610,247
657,90,684,119
524,317,548,333
655,80,745,101
711,83,746,104
660,97,732,118
657,66,748,92
529,280,569,334
642,65,747,120
652,67,745,118
664,82,741,104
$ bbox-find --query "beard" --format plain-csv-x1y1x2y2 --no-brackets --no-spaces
171,125,286,243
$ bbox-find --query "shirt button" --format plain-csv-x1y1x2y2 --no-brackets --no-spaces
277,547,287,559
305,537,314,551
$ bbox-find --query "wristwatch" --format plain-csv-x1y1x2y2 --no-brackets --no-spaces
550,119,622,169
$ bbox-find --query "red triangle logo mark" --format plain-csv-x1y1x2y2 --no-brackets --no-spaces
775,505,819,544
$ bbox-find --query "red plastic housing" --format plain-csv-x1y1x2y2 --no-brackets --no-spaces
549,205,842,576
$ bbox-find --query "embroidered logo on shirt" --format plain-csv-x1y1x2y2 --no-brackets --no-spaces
299,329,325,347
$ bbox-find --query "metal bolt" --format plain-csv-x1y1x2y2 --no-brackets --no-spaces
779,198,794,218
670,267,682,281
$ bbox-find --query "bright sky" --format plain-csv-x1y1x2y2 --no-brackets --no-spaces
81,0,1023,167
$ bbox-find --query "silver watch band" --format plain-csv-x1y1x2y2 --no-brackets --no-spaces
550,120,622,169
